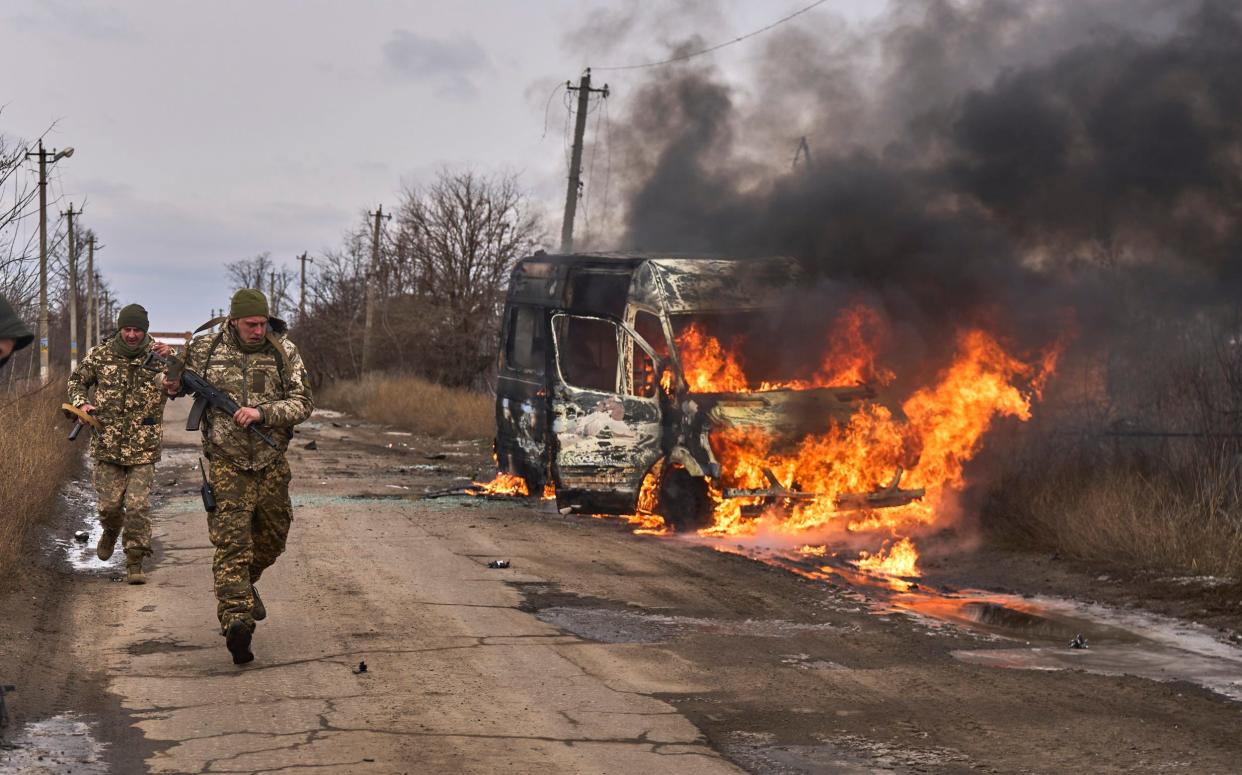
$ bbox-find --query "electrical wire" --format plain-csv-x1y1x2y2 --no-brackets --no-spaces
541,81,566,139
592,0,830,72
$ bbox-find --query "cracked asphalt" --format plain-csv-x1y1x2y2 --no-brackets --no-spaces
4,401,1242,773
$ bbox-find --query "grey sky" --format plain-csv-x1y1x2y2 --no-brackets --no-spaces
1,0,878,331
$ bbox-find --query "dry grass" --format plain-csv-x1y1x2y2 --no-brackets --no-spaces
987,446,1242,579
319,374,494,440
0,381,84,576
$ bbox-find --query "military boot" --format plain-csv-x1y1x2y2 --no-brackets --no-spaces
125,549,147,585
251,585,267,621
96,528,120,561
225,620,254,665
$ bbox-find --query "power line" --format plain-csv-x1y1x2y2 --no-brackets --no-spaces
592,0,831,72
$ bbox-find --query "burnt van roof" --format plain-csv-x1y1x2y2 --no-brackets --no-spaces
508,253,801,312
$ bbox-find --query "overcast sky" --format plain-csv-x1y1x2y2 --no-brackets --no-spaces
1,0,877,331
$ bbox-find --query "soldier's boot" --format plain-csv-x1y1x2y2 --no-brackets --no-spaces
125,549,147,585
251,586,266,621
225,620,254,665
96,528,120,561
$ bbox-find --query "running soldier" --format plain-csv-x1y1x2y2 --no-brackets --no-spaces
67,304,172,583
165,289,313,664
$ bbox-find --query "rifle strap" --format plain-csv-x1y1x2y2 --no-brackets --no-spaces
265,332,288,395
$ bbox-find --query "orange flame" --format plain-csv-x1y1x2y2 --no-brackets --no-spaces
468,472,529,497
626,464,670,535
854,537,920,577
674,304,1063,570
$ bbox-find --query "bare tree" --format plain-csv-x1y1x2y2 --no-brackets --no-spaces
226,251,295,317
393,169,543,385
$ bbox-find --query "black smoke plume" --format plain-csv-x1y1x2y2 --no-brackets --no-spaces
601,0,1242,382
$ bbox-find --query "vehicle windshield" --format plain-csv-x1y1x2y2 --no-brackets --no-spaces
669,309,889,393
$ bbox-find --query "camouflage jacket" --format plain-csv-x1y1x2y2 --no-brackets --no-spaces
181,326,314,471
67,335,167,465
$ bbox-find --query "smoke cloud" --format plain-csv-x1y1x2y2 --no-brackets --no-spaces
598,0,1242,374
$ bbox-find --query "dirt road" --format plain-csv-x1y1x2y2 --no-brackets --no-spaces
2,401,1241,774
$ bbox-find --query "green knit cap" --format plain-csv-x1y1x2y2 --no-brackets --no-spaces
229,288,269,319
117,303,149,332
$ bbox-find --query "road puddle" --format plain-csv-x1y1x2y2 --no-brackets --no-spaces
712,543,1242,703
49,470,112,574
0,713,108,774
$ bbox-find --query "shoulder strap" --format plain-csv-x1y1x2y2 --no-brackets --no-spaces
203,332,225,373
265,332,288,395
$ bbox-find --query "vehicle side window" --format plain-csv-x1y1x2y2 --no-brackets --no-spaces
630,340,657,399
634,311,670,358
556,316,618,393
505,306,545,374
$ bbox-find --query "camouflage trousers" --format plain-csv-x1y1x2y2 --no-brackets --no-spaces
207,455,293,633
93,461,155,557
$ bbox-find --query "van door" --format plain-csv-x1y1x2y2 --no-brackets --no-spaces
495,304,551,490
549,312,664,512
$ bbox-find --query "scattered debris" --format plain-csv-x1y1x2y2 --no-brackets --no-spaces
487,560,511,569
1069,633,1089,649
331,422,342,427
384,484,410,491
424,452,447,460
73,530,89,543
304,440,318,450
0,683,13,727
354,661,367,674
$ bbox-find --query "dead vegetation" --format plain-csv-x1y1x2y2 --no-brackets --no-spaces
318,374,493,440
988,446,1242,579
0,382,82,576
987,317,1242,580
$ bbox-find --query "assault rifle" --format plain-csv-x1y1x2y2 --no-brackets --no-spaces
145,350,278,449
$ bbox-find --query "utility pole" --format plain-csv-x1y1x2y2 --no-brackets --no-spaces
560,69,609,254
93,269,102,345
793,136,813,172
362,206,390,373
86,235,95,349
269,270,277,317
297,251,313,322
62,203,82,369
25,139,74,384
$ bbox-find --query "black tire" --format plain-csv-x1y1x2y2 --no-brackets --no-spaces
656,466,713,532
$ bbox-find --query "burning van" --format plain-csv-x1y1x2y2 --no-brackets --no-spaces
493,252,928,531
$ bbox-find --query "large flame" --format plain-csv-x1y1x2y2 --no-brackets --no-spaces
677,304,1062,571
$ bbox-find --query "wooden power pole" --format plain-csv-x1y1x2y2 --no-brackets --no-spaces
560,69,608,254
86,234,95,350
297,251,313,322
62,203,82,369
25,140,73,383
362,206,390,373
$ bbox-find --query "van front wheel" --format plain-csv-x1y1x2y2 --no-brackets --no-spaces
656,466,713,532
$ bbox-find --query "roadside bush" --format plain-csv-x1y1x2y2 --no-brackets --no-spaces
987,442,1242,578
318,374,494,440
0,382,83,576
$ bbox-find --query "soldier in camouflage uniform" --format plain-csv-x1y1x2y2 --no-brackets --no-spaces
0,295,34,370
165,289,313,664
67,304,172,584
